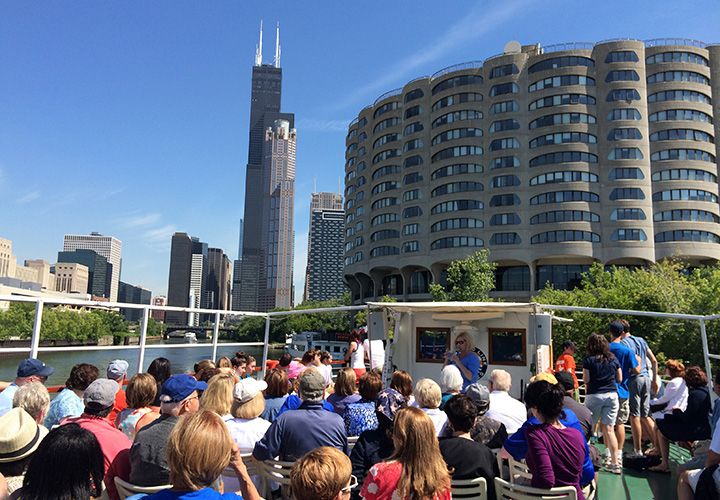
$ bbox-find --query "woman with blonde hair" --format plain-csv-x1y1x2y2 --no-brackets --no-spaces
414,379,448,436
328,368,361,416
224,378,272,492
116,372,159,438
201,372,236,421
360,406,451,500
442,331,480,390
132,410,261,500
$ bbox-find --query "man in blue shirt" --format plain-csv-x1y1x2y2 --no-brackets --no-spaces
253,369,348,461
0,359,54,417
608,321,640,459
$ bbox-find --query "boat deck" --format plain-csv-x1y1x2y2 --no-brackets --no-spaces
596,437,691,499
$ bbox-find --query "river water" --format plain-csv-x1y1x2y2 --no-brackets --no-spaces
0,341,286,387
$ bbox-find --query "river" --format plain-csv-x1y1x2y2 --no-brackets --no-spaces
0,340,286,387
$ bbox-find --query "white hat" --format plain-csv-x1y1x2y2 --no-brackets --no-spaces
233,378,268,403
0,408,48,463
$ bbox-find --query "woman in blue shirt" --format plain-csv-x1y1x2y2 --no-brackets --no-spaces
443,331,480,391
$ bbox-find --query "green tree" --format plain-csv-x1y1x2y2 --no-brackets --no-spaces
0,302,34,340
429,250,497,302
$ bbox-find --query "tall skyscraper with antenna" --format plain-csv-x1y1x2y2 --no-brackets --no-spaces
239,22,296,312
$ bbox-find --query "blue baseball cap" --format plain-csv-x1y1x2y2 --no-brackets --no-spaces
159,374,207,403
17,359,55,378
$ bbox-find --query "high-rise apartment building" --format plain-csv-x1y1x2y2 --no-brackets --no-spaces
304,192,346,302
63,233,121,302
344,39,720,303
207,247,232,311
57,249,110,298
239,24,296,312
166,232,207,324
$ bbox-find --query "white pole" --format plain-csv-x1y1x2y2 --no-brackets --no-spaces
700,319,713,391
29,300,44,359
211,312,221,361
261,315,271,378
137,306,150,374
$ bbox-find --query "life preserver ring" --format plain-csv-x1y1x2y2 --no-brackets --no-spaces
473,347,488,380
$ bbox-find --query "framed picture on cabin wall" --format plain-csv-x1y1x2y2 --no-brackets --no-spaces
416,327,451,363
488,328,526,366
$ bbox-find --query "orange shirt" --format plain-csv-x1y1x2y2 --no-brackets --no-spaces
555,353,579,388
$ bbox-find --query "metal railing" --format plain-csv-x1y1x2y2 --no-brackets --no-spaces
373,88,402,106
540,42,594,54
431,61,483,80
645,38,707,49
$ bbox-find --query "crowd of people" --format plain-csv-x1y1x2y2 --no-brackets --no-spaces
0,322,716,500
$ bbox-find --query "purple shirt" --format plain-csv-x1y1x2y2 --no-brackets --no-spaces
525,423,586,500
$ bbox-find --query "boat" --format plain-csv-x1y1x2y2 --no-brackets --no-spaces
183,331,197,343
285,331,349,358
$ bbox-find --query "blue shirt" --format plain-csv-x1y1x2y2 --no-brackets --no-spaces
609,342,638,399
454,352,480,391
503,408,594,486
0,383,18,418
127,488,241,500
253,400,348,461
260,395,288,422
44,387,84,428
343,401,378,437
621,336,650,377
275,394,334,417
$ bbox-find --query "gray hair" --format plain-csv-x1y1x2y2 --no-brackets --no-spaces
13,381,50,423
439,364,463,393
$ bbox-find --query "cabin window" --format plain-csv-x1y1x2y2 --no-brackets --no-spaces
488,328,526,366
415,327,451,363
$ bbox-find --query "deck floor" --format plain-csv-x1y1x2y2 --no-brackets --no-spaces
596,437,691,500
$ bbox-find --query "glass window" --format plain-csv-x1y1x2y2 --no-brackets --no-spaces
431,93,482,111
431,218,484,232
529,75,595,92
647,71,710,85
490,175,521,188
403,206,422,218
430,236,484,250
607,109,642,121
358,132,367,142
531,231,600,244
489,194,521,207
489,82,519,96
490,233,521,245
489,119,520,133
431,128,482,146
653,209,719,223
608,148,644,160
371,197,398,210
489,64,519,79
489,138,520,151
529,93,595,110
529,113,596,129
649,129,714,143
404,122,424,136
357,161,366,171
610,208,646,220
402,223,421,235
528,56,594,73
431,200,483,214
605,51,639,63
372,165,401,180
371,181,398,195
358,117,367,128
403,155,423,169
348,129,358,140
432,109,483,128
403,172,423,185
347,143,358,154
490,156,520,169
646,52,709,66
374,117,402,134
401,241,421,253
536,265,591,290
432,182,483,197
650,149,715,162
529,151,598,167
655,231,720,244
606,89,641,101
404,105,423,119
402,189,422,202
489,100,519,114
605,70,640,82
530,191,599,205
490,213,521,225
431,163,483,179
404,88,424,103
371,213,400,226
356,176,366,186
651,169,716,182
609,188,645,200
610,168,644,180
432,74,483,95
372,149,401,164
607,128,643,140
431,145,483,163
530,132,597,148
403,138,423,152
370,246,400,258
648,90,711,104
371,230,399,242
374,101,401,119
531,210,599,224
649,109,712,123
652,189,718,203
530,171,598,185
495,266,530,292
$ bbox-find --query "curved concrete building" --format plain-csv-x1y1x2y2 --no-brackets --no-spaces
343,39,720,303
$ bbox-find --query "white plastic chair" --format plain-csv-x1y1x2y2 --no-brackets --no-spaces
494,477,577,500
451,476,488,500
114,477,171,500
507,457,532,485
259,459,295,500
348,435,359,451
222,453,267,498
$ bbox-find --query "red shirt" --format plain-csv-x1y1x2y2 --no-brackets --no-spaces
109,388,127,425
555,353,579,389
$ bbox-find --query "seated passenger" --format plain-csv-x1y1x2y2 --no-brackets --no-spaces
116,373,159,439
344,371,383,437
327,368,361,416
485,369,527,435
259,368,289,422
651,366,712,474
439,394,498,499
12,381,50,426
292,447,353,500
524,381,586,500
463,382,508,448
389,370,415,407
438,365,462,410
650,360,688,425
0,408,48,498
415,379,448,436
554,371,593,441
44,363,99,429
275,368,335,416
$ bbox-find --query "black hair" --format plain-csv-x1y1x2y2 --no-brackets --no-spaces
83,404,113,418
147,357,171,386
0,454,32,477
525,381,566,423
444,394,478,433
279,353,292,367
22,423,104,500
231,351,248,368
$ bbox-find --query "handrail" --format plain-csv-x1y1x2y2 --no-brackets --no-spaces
644,38,707,48
540,42,594,53
431,61,483,80
373,88,402,106
596,37,643,45
349,117,358,127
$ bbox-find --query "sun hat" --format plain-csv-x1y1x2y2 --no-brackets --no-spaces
233,378,268,403
160,374,207,403
0,408,48,463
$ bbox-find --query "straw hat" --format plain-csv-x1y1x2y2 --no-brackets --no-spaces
0,408,48,463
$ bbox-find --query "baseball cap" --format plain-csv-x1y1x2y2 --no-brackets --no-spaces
561,340,576,350
374,388,406,422
608,321,625,336
233,378,268,403
529,372,558,384
555,371,575,392
298,369,325,400
107,360,129,380
160,374,207,403
84,379,119,409
17,359,55,378
465,382,490,408
0,408,48,463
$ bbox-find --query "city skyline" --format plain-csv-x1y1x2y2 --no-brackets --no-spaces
2,2,718,304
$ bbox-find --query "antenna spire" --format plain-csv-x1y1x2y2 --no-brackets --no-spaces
255,20,263,66
274,22,281,68
314,178,317,194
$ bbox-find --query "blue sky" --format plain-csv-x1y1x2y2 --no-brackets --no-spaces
2,1,719,303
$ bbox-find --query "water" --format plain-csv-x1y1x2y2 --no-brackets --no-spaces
0,341,286,387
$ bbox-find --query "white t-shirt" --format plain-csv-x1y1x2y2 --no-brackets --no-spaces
224,417,272,492
350,342,365,369
421,407,448,436
363,339,385,370
486,390,527,435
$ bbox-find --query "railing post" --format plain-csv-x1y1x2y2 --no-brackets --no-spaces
700,318,713,391
29,300,44,359
261,315,271,378
137,306,150,374
211,312,221,362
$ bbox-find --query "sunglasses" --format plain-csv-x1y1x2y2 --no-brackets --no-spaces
455,341,465,345
341,475,359,492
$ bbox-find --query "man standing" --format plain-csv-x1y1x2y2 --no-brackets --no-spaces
253,369,347,461
129,374,206,486
0,359,55,417
106,359,129,424
620,318,659,457
485,369,527,435
554,340,580,401
608,322,640,460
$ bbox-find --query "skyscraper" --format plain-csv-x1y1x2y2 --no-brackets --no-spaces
239,23,296,312
231,219,243,311
57,249,110,298
304,192,345,302
63,233,121,302
207,247,231,311
166,232,207,324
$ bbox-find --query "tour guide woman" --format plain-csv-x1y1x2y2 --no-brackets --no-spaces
443,331,480,391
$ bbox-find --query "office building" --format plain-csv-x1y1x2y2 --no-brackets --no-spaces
55,262,89,294
24,260,55,291
304,192,346,301
207,247,232,311
239,23,296,311
57,249,110,298
344,39,720,303
118,281,152,323
152,296,166,322
231,219,243,311
166,232,207,324
63,233,121,302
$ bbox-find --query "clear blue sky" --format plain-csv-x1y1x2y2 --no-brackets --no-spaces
2,1,718,303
